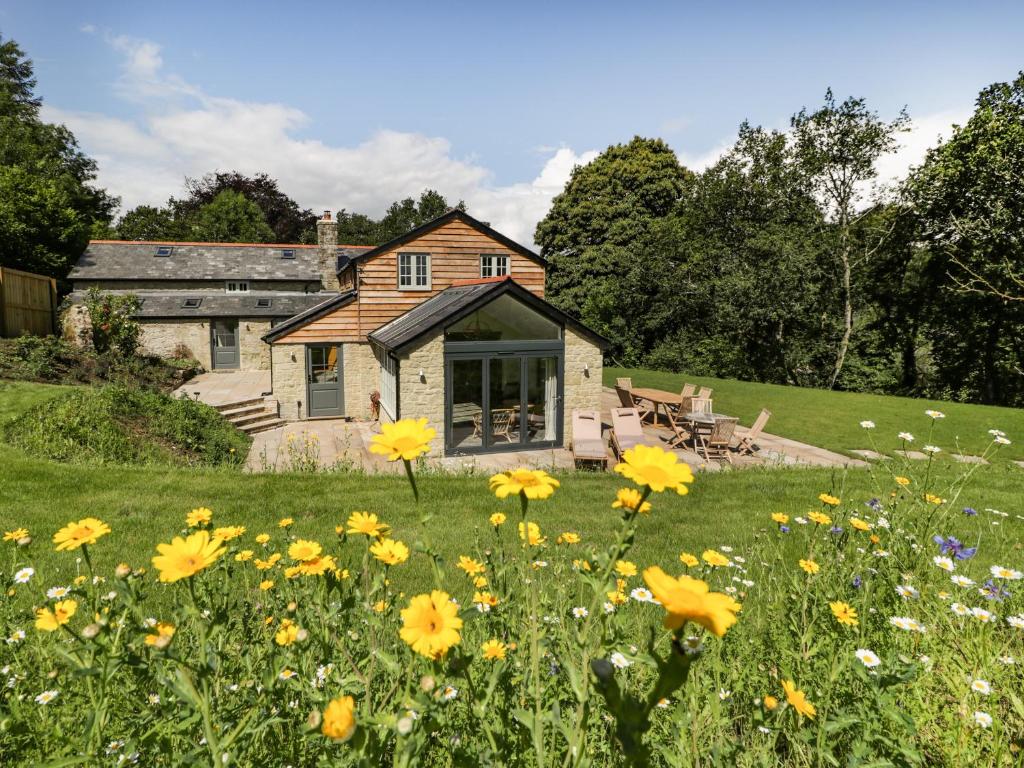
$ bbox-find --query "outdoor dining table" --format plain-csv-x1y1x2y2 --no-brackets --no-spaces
629,387,682,426
682,411,731,425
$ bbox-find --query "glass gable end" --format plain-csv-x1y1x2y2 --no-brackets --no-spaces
445,294,561,342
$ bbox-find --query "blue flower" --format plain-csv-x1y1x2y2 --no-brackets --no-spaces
865,498,882,512
932,535,977,560
829,526,844,535
852,575,863,589
779,525,790,534
963,507,977,516
979,579,1010,602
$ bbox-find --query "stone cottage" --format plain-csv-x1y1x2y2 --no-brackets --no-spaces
65,210,608,456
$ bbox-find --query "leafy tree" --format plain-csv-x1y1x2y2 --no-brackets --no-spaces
791,90,910,388
535,137,690,359
335,189,466,245
335,210,381,245
114,205,186,241
172,171,317,243
188,190,276,243
0,34,117,278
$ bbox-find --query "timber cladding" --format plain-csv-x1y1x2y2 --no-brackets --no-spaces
275,219,546,344
0,267,57,338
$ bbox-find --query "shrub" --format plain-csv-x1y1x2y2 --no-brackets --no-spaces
83,286,142,357
1,384,249,466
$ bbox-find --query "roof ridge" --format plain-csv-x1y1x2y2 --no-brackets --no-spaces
88,240,376,249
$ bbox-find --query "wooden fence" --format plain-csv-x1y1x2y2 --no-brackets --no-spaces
0,266,58,338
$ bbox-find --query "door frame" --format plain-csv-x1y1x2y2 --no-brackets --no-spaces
443,343,564,455
305,344,344,419
210,318,240,370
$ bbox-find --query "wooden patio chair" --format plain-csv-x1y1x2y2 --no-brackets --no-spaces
691,397,713,414
614,386,654,424
571,409,608,469
696,386,713,400
669,397,713,448
695,416,739,464
666,383,697,425
609,407,649,459
735,408,771,456
615,377,633,391
490,408,517,442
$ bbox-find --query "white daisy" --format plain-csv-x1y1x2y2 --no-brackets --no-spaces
860,420,876,429
951,602,970,616
990,565,1023,580
442,685,458,701
898,432,914,442
922,445,941,454
1006,615,1024,629
148,693,160,705
629,588,654,603
933,556,955,572
971,607,995,623
855,649,881,668
794,516,808,525
973,711,992,728
970,679,991,695
998,655,1015,665
994,435,1011,445
896,584,919,599
35,689,58,705
609,652,631,669
6,629,26,644
988,429,1006,437
718,689,731,700
656,697,671,709
278,669,297,680
13,567,34,584
572,606,589,619
602,602,616,614
46,586,71,599
951,575,975,588
719,545,733,553
680,636,703,656
925,410,945,419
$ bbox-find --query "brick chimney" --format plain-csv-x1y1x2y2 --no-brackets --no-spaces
316,210,340,292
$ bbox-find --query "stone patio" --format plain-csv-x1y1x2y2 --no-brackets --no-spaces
174,371,272,406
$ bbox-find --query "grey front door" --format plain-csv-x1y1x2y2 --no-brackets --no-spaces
307,345,343,418
211,319,240,369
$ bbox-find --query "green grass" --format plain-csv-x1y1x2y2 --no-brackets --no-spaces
606,366,1024,461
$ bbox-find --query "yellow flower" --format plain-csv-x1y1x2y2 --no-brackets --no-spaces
798,559,820,575
373,600,388,613
829,601,858,626
781,680,816,719
152,530,226,583
642,566,741,637
473,575,488,588
321,695,357,741
771,513,789,525
457,556,486,576
473,591,499,608
606,590,627,605
369,417,436,461
894,476,910,486
763,695,778,710
234,550,254,562
399,590,463,659
255,533,270,545
53,518,111,551
489,513,507,527
849,517,872,532
255,553,282,570
275,618,300,646
34,599,78,631
186,507,212,527
278,517,294,528
489,468,560,500
212,525,246,541
869,534,880,544
297,554,338,576
3,527,28,542
144,621,176,646
558,532,581,544
615,560,638,578
614,444,694,494
345,512,389,538
818,493,840,507
517,522,546,547
808,512,832,526
924,493,945,505
288,540,323,562
573,559,592,572
370,539,410,566
259,579,274,591
702,549,730,567
611,488,652,514
679,552,699,568
481,639,507,660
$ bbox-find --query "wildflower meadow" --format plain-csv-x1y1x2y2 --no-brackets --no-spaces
2,416,1022,766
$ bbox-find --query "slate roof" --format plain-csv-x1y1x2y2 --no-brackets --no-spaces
68,241,373,282
66,291,332,319
368,277,610,354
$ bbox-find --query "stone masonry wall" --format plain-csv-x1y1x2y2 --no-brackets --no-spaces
139,320,213,369
397,332,445,457
271,344,306,420
239,319,272,370
562,327,604,448
343,343,379,420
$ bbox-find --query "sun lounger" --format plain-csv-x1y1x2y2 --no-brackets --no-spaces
609,407,649,459
571,409,608,469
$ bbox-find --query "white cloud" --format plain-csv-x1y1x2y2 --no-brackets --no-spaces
44,32,597,248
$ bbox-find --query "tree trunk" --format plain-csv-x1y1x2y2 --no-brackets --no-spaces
828,225,853,390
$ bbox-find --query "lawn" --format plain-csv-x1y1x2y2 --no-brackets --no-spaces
606,366,1024,462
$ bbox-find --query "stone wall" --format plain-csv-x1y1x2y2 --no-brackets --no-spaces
138,320,213,369
562,327,604,448
239,319,272,370
397,331,445,456
271,343,306,420
343,343,379,420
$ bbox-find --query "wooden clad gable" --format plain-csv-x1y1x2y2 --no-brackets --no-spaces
274,219,545,344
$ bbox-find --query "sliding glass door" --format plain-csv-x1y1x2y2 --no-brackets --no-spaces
445,352,563,453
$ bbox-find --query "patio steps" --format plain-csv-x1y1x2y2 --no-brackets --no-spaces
214,398,286,435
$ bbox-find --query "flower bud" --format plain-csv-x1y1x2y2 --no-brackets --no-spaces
287,601,297,613
419,675,435,692
115,563,131,579
306,709,322,730
295,628,309,643
16,536,31,547
81,623,101,639
397,716,414,735
153,634,172,650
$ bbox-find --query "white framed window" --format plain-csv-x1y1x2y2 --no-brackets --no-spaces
480,254,509,278
398,253,431,290
379,353,398,419
225,280,249,293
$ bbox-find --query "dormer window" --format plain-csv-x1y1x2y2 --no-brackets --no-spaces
281,249,295,259
225,281,249,293
480,254,509,278
398,253,431,291
181,298,202,309
155,246,173,257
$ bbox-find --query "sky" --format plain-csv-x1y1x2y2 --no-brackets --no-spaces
3,1,1023,246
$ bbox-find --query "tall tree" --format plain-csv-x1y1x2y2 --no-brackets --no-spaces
335,189,466,245
790,90,910,388
536,137,690,359
189,190,276,243
0,34,117,277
